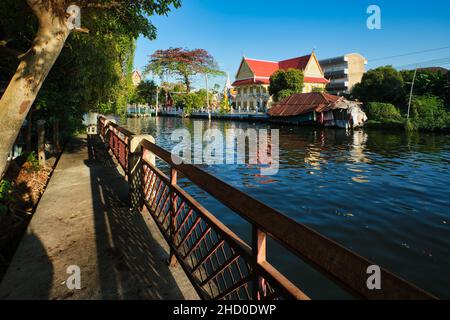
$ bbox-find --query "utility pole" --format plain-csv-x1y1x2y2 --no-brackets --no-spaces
205,74,211,120
407,67,418,121
156,86,159,117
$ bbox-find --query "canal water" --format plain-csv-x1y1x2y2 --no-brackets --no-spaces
124,117,450,299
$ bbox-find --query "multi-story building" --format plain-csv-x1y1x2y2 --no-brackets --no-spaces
319,53,367,96
232,52,329,111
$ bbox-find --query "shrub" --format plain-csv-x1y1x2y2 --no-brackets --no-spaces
364,102,403,122
26,152,40,171
410,95,448,131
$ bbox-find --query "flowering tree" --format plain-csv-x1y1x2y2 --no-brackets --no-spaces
145,47,224,93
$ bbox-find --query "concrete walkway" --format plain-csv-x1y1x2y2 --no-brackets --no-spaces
0,135,198,300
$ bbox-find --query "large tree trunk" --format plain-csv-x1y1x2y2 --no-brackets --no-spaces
184,74,191,93
0,0,69,177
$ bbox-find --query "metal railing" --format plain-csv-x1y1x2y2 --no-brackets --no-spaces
97,116,437,300
98,117,134,175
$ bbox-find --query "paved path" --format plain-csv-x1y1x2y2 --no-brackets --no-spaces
0,135,198,300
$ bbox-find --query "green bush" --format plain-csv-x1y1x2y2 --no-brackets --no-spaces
26,152,40,171
364,102,403,122
410,95,449,131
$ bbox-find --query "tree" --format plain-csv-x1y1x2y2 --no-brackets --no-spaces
410,95,449,131
401,69,450,110
144,47,224,93
269,68,304,102
0,0,181,178
132,80,158,104
351,66,406,108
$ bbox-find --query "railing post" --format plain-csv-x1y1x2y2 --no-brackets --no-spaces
129,135,155,211
169,167,178,267
252,226,267,300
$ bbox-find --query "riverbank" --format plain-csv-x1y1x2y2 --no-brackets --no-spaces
153,112,450,132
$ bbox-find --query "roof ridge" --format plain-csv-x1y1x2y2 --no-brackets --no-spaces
279,54,311,63
245,57,278,64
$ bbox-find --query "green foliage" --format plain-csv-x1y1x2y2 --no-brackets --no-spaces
364,102,403,122
0,0,181,138
0,180,13,216
410,95,449,131
352,66,406,107
174,90,210,115
401,69,449,109
404,118,416,132
26,152,40,171
276,90,296,102
269,69,304,102
131,80,157,104
144,48,224,93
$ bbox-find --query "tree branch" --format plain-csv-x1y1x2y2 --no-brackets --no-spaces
80,1,122,9
0,41,23,60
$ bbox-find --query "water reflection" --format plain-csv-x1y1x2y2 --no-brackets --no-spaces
123,117,450,299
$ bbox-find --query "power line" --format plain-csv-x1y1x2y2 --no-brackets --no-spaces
369,45,450,62
395,56,450,70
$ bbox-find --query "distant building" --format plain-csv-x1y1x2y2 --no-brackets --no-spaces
232,52,329,111
319,53,367,96
131,70,142,86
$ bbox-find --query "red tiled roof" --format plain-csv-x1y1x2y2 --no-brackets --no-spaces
279,55,311,70
268,93,342,117
231,78,270,87
233,55,328,87
304,77,330,84
245,59,279,78
244,56,311,78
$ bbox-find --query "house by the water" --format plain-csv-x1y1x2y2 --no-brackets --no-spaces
268,92,367,129
232,51,329,112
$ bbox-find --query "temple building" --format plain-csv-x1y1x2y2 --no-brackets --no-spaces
131,70,142,87
232,52,329,111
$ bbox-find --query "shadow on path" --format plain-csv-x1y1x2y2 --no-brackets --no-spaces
85,135,186,299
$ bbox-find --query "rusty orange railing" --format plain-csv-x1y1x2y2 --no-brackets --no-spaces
98,117,134,175
97,116,436,300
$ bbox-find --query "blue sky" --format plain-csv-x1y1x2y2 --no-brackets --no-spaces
134,0,450,89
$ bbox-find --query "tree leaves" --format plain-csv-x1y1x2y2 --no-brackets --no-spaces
269,68,304,102
144,47,224,93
